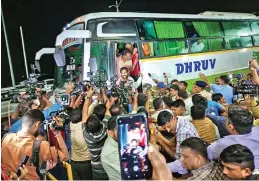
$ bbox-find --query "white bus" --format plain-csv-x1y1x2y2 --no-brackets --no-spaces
53,12,259,90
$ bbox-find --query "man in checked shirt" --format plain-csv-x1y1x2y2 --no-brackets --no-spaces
149,111,199,162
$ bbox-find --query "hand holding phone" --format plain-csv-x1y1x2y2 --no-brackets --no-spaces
16,156,29,176
117,113,152,180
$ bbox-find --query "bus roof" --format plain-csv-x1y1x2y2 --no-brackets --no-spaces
69,12,259,27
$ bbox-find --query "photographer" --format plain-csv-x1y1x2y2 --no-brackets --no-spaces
81,87,112,180
116,67,142,91
9,84,67,134
2,109,69,180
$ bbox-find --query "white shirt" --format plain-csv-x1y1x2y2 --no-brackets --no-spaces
191,42,205,52
116,76,142,89
184,97,193,116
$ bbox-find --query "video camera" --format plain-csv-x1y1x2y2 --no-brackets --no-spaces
229,72,259,97
58,70,108,106
88,69,108,93
43,107,70,132
234,83,259,97
228,73,244,80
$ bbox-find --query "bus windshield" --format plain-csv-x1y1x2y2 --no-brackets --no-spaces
54,43,83,87
54,23,84,87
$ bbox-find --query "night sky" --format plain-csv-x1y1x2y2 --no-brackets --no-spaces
1,0,259,88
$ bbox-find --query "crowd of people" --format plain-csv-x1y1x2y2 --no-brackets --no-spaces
1,43,259,180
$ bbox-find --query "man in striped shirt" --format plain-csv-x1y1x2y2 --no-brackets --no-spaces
81,88,111,180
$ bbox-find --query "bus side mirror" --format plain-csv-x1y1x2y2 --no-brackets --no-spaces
54,47,66,67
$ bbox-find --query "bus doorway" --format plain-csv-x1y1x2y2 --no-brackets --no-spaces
113,41,140,82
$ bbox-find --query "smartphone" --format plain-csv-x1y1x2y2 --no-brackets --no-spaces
16,156,29,176
117,113,152,180
92,95,98,102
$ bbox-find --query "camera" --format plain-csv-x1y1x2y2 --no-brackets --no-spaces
234,83,259,96
228,73,244,80
89,69,108,91
43,108,70,132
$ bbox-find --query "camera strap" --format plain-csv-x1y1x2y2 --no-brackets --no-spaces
30,140,47,180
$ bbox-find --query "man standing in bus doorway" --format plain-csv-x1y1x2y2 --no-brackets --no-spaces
116,49,132,78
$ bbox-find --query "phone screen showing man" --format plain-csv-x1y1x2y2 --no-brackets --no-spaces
117,114,152,180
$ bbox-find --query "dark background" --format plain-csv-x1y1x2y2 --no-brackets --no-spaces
1,0,259,88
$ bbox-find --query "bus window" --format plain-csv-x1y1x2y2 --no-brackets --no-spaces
141,40,187,57
222,21,252,49
157,40,187,56
137,21,158,57
185,21,223,37
254,35,259,46
137,21,157,40
251,21,259,34
225,37,242,49
241,36,253,47
153,21,185,56
54,43,83,86
185,21,224,52
154,21,185,39
90,42,108,73
251,21,259,46
222,21,252,36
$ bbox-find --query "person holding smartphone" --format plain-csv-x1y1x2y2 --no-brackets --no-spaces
81,87,112,180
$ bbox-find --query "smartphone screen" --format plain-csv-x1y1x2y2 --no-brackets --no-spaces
117,113,152,180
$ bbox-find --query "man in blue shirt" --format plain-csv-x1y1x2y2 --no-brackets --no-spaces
207,100,226,116
200,74,233,105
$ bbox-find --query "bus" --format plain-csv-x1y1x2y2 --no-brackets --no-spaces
53,11,259,90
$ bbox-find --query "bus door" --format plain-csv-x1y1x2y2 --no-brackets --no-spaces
110,40,139,80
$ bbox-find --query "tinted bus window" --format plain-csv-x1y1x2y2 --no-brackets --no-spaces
251,21,259,34
185,21,224,52
190,38,224,52
254,35,259,46
222,21,252,36
102,20,136,34
90,42,109,73
137,21,157,40
185,21,223,37
222,21,252,49
88,20,137,40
